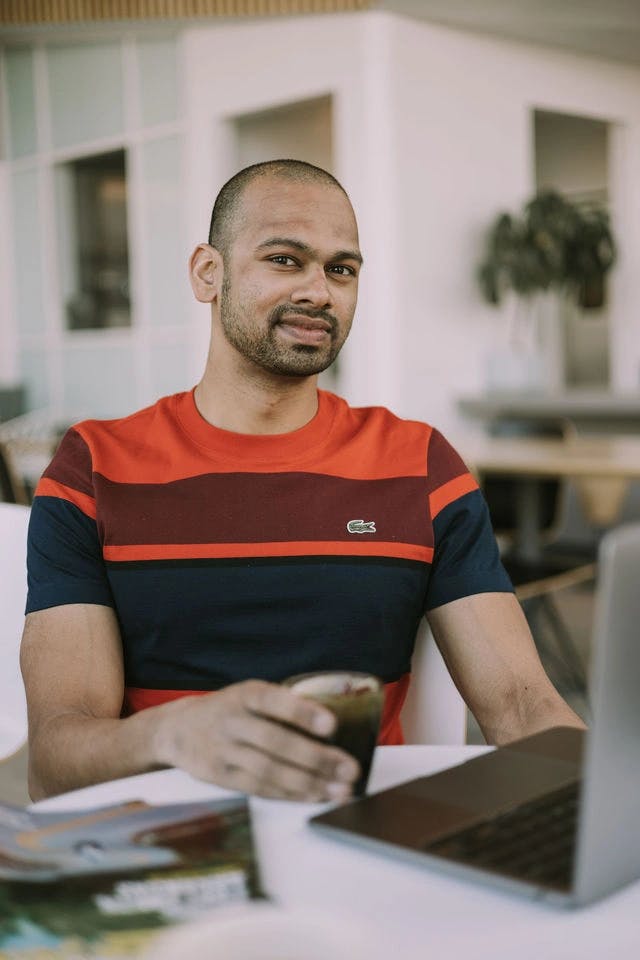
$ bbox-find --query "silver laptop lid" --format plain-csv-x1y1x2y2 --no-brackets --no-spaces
574,523,640,905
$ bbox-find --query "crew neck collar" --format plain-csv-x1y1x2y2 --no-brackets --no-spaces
174,387,339,465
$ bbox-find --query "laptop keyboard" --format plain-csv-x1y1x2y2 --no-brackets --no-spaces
425,781,579,891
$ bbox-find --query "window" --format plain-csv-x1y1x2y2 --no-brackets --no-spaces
57,149,131,330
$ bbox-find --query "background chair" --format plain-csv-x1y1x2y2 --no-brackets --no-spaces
0,409,65,505
401,621,467,744
0,503,30,803
481,417,596,702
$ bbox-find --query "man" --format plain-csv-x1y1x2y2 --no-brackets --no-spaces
21,160,583,802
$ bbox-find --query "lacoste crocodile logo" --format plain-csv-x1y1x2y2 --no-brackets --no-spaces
347,519,377,534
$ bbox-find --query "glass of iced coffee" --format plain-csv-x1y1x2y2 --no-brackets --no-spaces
282,671,383,796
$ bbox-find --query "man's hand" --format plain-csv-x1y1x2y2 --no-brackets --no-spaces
21,605,359,801
153,680,359,802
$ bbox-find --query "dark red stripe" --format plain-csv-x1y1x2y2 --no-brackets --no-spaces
95,472,432,548
43,428,94,497
425,428,469,494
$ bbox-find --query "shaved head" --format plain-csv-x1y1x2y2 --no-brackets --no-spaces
208,159,349,257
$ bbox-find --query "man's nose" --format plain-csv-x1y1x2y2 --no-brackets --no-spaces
290,265,331,307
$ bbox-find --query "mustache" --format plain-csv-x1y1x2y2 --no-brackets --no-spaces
269,303,338,332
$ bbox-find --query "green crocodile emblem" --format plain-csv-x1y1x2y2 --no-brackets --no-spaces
347,519,377,534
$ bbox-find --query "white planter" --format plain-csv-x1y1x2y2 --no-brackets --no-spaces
485,292,565,393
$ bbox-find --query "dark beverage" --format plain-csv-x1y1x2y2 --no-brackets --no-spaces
283,672,383,795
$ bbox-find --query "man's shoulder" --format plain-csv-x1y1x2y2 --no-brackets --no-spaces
71,392,186,444
325,390,435,435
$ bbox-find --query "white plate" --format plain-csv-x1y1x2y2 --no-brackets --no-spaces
145,900,373,960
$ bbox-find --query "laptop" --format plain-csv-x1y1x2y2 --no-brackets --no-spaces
311,523,640,906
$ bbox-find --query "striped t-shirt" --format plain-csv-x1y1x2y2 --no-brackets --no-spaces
26,388,512,743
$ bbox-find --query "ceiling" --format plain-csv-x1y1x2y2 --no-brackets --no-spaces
379,0,640,67
2,0,639,68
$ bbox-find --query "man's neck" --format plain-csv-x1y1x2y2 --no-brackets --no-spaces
194,363,319,436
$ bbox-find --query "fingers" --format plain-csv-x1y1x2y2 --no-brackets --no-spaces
225,709,358,785
211,743,353,802
155,680,362,802
221,684,359,800
239,680,337,738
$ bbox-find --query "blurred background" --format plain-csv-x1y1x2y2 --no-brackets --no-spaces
1,0,639,434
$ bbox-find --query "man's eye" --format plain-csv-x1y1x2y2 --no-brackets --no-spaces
327,264,356,277
269,255,297,266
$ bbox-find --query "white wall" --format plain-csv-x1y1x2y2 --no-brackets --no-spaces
182,12,640,444
386,16,640,442
181,12,402,414
3,13,639,434
0,165,19,385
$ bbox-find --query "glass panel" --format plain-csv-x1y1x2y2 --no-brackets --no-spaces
149,340,190,399
48,44,123,148
534,109,611,388
19,347,51,411
56,150,131,330
137,39,178,127
141,137,187,326
62,343,136,418
11,168,46,336
5,48,38,158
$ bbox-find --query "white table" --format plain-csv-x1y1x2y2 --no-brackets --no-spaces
33,746,640,959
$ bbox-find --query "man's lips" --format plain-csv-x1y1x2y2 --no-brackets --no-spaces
275,314,333,344
277,314,332,332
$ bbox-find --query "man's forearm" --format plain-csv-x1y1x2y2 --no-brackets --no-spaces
28,708,166,801
27,683,360,804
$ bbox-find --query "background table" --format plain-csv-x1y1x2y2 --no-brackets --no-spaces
33,746,640,959
457,391,640,436
462,433,640,560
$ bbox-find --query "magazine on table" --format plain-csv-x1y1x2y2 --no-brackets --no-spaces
0,795,264,958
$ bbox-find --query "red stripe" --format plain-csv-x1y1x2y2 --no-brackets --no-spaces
105,541,434,563
35,477,97,519
75,392,433,484
429,472,477,518
124,676,410,746
378,675,409,745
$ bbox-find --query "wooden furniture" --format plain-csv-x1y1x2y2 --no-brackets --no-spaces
0,411,65,504
462,433,640,559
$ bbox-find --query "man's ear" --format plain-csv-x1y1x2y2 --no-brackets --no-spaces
189,243,223,303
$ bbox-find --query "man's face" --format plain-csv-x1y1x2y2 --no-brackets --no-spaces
218,177,362,378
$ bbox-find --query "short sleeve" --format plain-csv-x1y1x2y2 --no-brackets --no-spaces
25,428,115,614
424,429,513,611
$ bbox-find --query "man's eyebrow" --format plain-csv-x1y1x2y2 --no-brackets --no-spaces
255,237,363,265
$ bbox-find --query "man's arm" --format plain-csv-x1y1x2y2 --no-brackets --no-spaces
426,592,585,745
20,604,358,802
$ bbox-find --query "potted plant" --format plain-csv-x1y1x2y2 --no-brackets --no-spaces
477,190,616,389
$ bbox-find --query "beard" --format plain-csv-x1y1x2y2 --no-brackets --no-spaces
219,273,349,378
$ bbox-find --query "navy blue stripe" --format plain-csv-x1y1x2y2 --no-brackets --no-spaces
427,489,513,610
106,556,427,570
108,561,429,690
26,496,114,614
